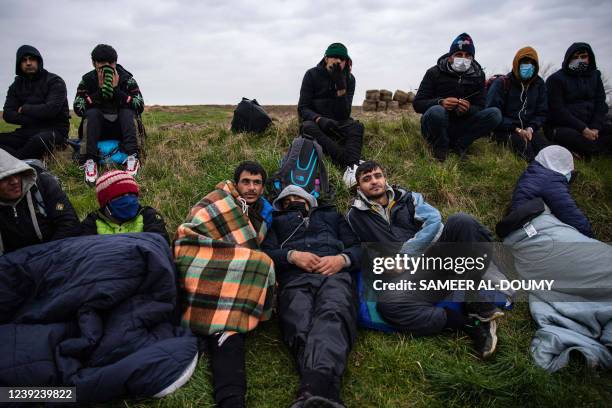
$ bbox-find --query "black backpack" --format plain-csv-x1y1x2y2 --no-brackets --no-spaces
268,132,334,202
231,98,272,134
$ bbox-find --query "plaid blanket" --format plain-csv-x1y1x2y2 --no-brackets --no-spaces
174,181,275,335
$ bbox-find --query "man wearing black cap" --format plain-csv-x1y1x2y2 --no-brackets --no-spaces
1,45,70,160
298,42,364,188
546,42,611,157
414,33,502,161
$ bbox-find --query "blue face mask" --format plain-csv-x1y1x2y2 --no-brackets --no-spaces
107,194,140,222
519,63,535,80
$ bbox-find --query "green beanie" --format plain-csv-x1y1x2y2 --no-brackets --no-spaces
325,43,349,60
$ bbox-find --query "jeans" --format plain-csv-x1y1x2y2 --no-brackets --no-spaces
80,108,138,162
301,119,364,167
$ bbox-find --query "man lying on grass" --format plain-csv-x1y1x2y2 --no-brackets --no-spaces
262,185,361,408
174,161,274,408
346,160,504,358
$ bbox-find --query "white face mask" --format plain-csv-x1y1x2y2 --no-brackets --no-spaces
451,57,472,72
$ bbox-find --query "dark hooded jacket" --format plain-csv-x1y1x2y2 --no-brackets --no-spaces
487,46,548,131
73,64,144,117
413,53,486,118
297,58,356,122
261,185,360,283
0,149,81,254
2,45,70,135
546,42,608,132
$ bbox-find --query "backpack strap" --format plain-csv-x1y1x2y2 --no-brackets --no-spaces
311,139,330,195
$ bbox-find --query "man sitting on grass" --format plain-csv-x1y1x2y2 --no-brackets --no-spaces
298,42,364,188
262,185,361,408
346,160,503,358
413,33,501,161
174,161,274,408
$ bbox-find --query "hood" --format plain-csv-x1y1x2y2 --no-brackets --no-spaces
352,184,398,211
512,46,539,83
272,185,317,211
15,45,43,76
436,53,482,77
0,149,37,205
534,145,574,176
562,42,597,74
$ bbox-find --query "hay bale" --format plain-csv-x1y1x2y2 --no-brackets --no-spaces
377,101,387,111
406,91,415,103
393,90,410,104
387,101,400,111
379,89,393,101
362,99,377,112
365,90,380,101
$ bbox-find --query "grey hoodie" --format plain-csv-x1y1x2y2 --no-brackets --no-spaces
0,149,41,253
272,185,318,211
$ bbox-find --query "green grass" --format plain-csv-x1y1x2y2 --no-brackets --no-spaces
2,106,611,407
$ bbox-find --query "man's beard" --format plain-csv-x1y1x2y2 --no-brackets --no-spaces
367,188,386,201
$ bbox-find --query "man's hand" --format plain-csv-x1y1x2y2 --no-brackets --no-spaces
17,106,23,114
456,98,471,114
317,117,339,133
290,251,321,273
582,127,598,141
313,255,346,276
592,129,600,140
515,127,533,141
97,69,104,88
330,63,347,92
112,69,119,88
440,97,459,111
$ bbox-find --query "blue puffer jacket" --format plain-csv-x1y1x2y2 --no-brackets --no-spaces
487,75,548,131
546,42,608,132
0,233,198,402
511,162,593,237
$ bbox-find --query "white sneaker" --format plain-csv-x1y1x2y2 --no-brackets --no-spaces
124,154,140,176
343,164,358,188
80,159,98,184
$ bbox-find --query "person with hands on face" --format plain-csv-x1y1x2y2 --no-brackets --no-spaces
487,46,550,161
545,43,611,157
262,185,360,408
74,44,145,184
298,42,365,188
414,33,502,161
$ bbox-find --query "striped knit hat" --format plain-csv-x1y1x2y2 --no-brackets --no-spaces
95,170,139,208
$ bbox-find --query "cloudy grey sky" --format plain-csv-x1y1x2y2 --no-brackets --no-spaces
1,0,611,105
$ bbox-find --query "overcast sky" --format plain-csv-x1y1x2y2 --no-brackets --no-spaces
1,0,611,106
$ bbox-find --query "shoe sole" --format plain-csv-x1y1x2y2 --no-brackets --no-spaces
481,320,498,359
468,310,505,322
304,396,343,408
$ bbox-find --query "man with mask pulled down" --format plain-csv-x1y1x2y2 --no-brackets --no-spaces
487,46,550,161
545,43,611,157
414,33,502,161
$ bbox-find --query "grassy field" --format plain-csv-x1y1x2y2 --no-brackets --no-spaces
1,106,611,407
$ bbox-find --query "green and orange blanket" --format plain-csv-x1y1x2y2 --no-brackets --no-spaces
174,181,275,335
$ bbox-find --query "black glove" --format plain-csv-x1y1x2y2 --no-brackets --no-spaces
318,117,339,133
330,63,347,91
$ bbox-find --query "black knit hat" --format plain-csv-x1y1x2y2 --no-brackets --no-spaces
449,33,475,57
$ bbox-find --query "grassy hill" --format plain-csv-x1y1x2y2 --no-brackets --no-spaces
1,106,611,407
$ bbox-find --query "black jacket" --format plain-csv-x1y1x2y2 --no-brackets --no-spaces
73,64,144,116
80,206,170,243
2,45,70,135
298,59,356,122
262,205,361,280
346,188,420,247
546,42,608,132
487,74,548,131
0,171,80,254
413,54,486,118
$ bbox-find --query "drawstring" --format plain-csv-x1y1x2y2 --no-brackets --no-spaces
26,191,43,242
237,197,248,216
280,218,306,249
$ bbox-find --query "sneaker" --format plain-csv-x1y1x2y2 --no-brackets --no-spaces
304,396,345,408
464,318,498,359
466,302,505,322
124,154,140,176
80,159,98,184
342,164,358,188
